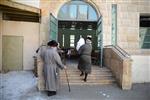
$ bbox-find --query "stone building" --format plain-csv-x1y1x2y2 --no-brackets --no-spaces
0,0,150,89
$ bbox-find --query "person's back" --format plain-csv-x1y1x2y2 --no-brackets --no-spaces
41,40,66,96
43,48,56,65
39,45,47,61
79,43,92,56
78,38,92,82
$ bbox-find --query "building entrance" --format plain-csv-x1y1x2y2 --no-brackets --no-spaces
50,0,103,66
58,21,97,50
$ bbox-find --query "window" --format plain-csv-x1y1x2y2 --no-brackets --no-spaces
111,4,117,45
140,15,150,49
78,5,88,20
58,1,98,21
88,6,97,21
69,5,77,19
58,5,69,20
70,35,75,47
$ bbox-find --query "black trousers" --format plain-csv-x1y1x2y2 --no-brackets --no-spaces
80,71,88,82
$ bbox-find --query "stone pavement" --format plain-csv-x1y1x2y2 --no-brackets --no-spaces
0,71,150,100
27,84,149,100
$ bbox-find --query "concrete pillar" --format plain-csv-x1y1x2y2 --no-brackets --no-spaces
0,11,2,72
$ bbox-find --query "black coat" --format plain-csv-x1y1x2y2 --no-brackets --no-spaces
78,43,92,74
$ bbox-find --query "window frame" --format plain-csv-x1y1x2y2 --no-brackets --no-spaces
58,1,98,21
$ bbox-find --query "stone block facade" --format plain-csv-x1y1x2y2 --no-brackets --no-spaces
39,0,150,54
104,47,132,89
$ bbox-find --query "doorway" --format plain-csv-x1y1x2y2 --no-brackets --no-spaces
58,21,97,50
58,21,98,66
50,0,103,66
2,36,23,72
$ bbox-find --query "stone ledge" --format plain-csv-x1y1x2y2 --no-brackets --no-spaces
104,46,132,90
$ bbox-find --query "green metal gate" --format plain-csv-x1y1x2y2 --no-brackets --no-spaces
97,16,103,67
50,13,58,41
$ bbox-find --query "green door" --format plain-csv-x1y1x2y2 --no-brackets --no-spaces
2,36,23,71
50,13,58,41
58,29,97,49
97,16,103,67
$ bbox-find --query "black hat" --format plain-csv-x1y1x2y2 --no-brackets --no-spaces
47,40,58,47
86,36,92,40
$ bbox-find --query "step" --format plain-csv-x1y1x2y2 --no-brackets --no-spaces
60,76,115,80
60,70,113,76
61,80,116,85
60,69,112,73
59,67,116,85
62,67,111,71
60,74,113,77
61,78,115,83
60,70,111,74
60,73,113,76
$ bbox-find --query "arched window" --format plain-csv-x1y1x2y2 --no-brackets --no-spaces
58,1,98,21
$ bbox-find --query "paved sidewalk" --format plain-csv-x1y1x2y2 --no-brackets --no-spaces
0,71,150,100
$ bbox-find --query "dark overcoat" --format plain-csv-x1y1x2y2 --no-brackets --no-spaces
78,43,92,74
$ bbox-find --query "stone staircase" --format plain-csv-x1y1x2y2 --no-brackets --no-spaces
60,66,116,85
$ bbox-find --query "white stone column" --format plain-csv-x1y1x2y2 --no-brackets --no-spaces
0,12,2,72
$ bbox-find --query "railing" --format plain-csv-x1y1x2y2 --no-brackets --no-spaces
103,45,132,90
104,45,130,58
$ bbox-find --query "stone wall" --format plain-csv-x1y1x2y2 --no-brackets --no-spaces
11,0,40,8
117,1,150,54
39,0,150,53
104,47,132,90
39,0,69,44
2,20,40,70
39,0,114,46
132,55,150,83
39,0,149,85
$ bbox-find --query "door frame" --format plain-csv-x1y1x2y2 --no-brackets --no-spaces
50,13,58,41
97,16,103,67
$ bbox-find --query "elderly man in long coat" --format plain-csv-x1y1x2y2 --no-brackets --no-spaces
78,37,92,82
40,40,66,96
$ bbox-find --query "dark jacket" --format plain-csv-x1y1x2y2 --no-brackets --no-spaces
78,42,92,74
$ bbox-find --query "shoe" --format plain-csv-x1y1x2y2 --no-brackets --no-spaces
47,91,56,96
52,91,56,95
83,78,87,82
80,72,84,76
47,92,53,96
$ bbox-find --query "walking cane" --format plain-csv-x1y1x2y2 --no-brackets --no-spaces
65,69,71,92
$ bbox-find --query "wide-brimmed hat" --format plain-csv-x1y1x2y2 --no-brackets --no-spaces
47,40,58,47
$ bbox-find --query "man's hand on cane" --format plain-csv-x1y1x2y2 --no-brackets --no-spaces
64,65,67,70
